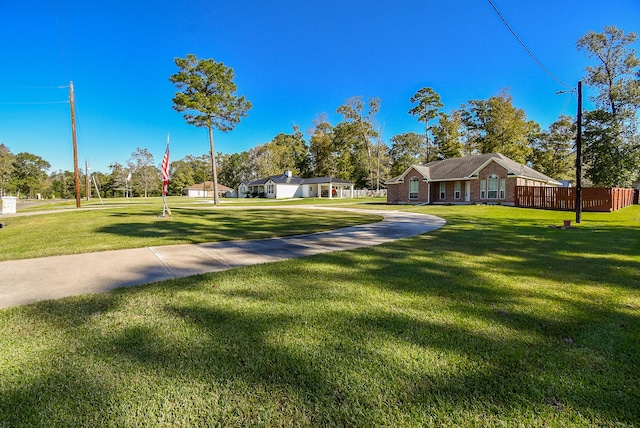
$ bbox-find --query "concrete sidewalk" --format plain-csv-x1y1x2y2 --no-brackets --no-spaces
0,208,445,309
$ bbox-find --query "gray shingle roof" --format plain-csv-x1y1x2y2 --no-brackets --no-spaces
387,153,560,184
247,174,304,186
247,174,353,186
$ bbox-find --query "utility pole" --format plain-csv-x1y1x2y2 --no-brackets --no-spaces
576,81,582,224
85,160,90,201
70,81,81,208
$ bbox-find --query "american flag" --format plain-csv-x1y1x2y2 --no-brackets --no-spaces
161,134,170,195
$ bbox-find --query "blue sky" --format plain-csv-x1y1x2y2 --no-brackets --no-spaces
0,0,638,173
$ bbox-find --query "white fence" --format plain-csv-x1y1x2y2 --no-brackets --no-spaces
351,189,387,198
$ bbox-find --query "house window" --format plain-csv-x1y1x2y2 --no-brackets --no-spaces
480,180,486,199
409,177,419,199
266,184,274,194
500,179,506,199
440,182,446,199
454,181,461,199
487,175,498,199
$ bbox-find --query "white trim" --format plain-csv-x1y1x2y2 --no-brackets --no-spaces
409,176,419,199
487,175,499,199
387,165,430,184
470,158,563,186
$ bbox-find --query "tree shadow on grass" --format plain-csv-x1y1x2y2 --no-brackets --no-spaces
2,210,639,426
196,219,640,423
96,208,377,244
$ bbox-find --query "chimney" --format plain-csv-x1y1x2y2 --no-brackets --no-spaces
285,170,292,177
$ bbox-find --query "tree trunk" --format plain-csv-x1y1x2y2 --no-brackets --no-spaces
209,125,220,205
360,122,373,189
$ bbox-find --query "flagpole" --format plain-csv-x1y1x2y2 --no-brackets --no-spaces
126,170,132,200
161,133,171,218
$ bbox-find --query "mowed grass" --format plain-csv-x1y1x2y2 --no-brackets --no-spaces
0,204,639,426
0,198,381,261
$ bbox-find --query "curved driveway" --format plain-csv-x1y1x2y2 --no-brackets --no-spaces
0,208,445,309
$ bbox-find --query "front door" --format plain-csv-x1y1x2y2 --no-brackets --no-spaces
465,181,470,202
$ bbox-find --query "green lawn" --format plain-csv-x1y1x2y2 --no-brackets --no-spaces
0,198,381,261
0,204,639,426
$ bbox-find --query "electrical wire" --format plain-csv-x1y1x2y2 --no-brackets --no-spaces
0,85,69,104
0,101,69,105
557,91,575,117
0,85,68,89
486,0,573,89
53,0,71,81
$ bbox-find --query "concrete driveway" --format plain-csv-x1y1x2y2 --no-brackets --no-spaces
0,207,445,309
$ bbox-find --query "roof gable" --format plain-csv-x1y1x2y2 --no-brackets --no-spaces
468,153,560,183
386,165,431,184
386,153,560,185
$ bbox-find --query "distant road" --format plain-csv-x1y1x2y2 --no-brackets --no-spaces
14,199,63,210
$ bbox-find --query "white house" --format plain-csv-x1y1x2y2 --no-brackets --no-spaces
184,181,233,198
241,171,355,199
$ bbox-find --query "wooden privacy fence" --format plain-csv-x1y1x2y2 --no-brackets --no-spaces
515,186,636,212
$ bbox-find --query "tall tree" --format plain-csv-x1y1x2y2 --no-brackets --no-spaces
182,154,210,184
249,142,290,178
432,111,464,160
460,90,535,164
128,147,157,197
217,151,252,189
49,170,76,199
578,26,640,115
332,120,368,185
336,96,380,188
170,54,252,205
10,152,50,198
107,162,129,197
389,132,426,177
167,159,195,196
578,26,640,187
372,131,390,191
271,127,311,177
247,128,311,180
408,87,443,162
308,114,335,178
528,115,576,181
0,143,15,196
582,109,639,187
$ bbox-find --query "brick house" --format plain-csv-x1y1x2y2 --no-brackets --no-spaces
386,153,560,205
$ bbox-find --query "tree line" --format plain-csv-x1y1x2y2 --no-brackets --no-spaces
1,26,638,199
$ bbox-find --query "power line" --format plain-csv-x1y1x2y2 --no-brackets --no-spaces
0,101,69,105
557,91,575,117
0,85,69,104
0,85,68,89
486,0,573,89
53,0,72,81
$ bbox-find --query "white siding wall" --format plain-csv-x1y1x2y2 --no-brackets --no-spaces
275,184,299,199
